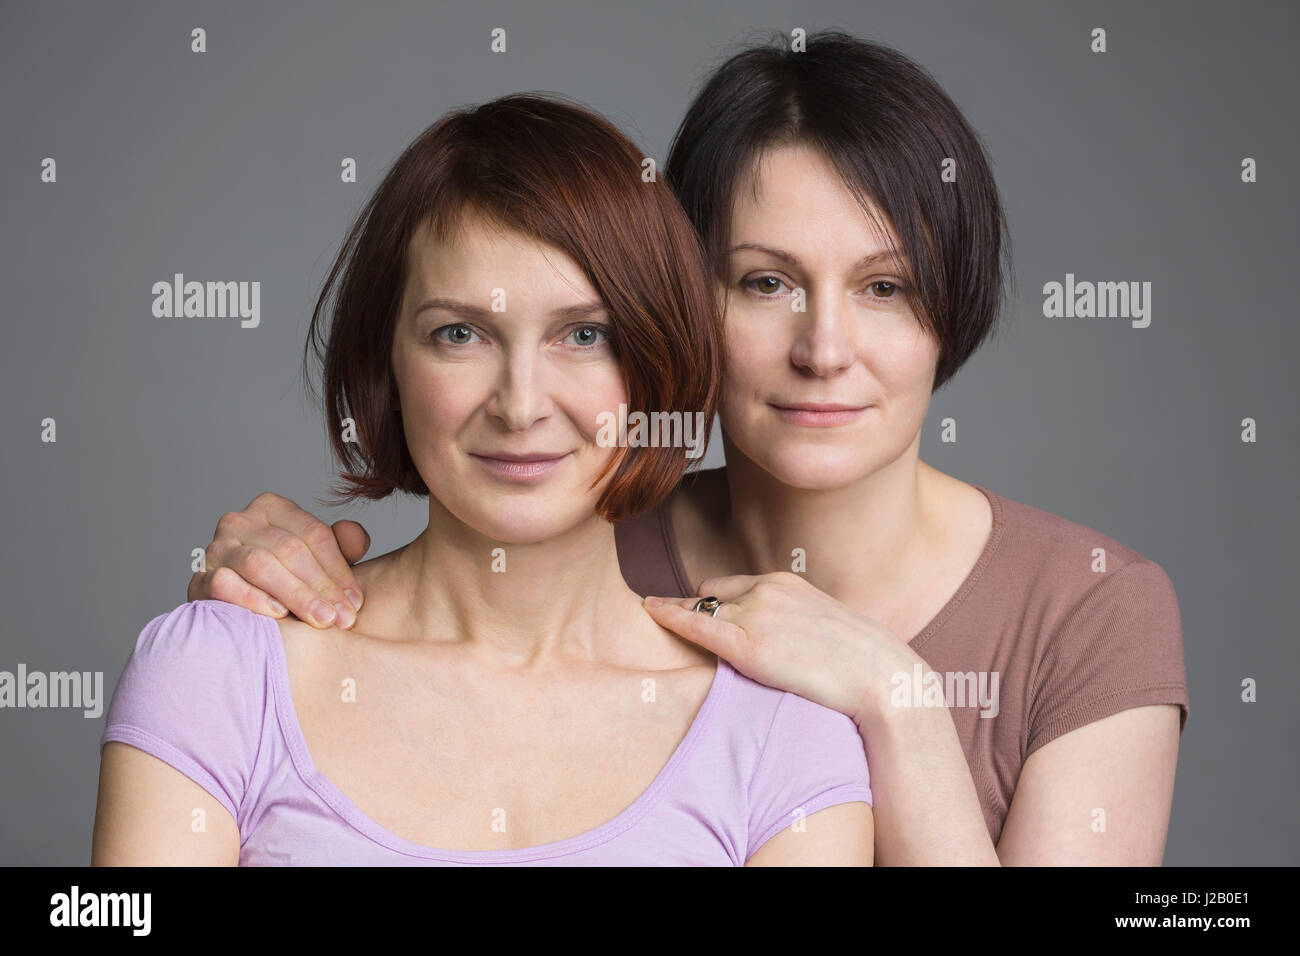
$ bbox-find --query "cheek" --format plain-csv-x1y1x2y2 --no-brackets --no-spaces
722,321,788,395
717,314,789,432
395,362,484,446
864,324,939,396
568,365,630,442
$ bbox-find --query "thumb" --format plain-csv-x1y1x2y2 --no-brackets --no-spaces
331,519,371,566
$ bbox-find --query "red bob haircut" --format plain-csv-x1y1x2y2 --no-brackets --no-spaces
304,94,722,523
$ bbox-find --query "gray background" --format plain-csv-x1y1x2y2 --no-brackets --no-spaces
1,0,1295,865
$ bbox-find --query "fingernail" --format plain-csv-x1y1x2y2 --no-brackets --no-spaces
345,588,363,611
309,600,336,626
644,596,663,608
268,598,288,616
334,602,355,629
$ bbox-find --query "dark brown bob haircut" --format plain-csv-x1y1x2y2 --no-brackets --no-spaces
665,30,1013,392
304,93,722,523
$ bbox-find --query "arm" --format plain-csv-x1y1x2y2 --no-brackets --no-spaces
857,691,1180,865
92,742,240,865
646,573,996,864
854,683,999,865
995,560,1186,864
96,601,265,865
645,570,1185,866
188,492,371,628
996,704,1180,864
745,802,874,866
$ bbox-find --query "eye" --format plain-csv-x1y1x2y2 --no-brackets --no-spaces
433,323,480,345
868,280,901,298
742,274,793,296
563,325,611,348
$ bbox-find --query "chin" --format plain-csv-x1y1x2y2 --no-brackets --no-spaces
741,438,878,492
452,496,598,545
770,459,872,491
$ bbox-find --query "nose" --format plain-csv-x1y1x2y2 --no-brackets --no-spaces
789,291,855,377
485,346,556,431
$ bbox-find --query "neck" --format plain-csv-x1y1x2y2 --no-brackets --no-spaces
718,430,940,612
378,499,645,670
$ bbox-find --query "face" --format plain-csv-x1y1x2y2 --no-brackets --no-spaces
391,213,626,543
719,144,940,490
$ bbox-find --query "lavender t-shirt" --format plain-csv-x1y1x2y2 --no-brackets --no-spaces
100,600,872,865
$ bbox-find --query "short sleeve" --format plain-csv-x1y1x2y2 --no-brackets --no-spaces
745,692,873,862
100,600,267,822
1026,558,1189,757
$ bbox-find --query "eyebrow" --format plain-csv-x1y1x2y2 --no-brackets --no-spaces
412,297,608,321
726,243,906,272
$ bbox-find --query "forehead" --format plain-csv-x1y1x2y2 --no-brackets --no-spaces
404,212,597,300
730,144,899,251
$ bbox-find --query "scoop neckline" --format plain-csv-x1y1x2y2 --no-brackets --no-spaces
660,477,1005,653
258,612,733,863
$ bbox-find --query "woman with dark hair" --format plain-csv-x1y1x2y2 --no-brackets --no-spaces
186,32,1188,864
91,94,874,866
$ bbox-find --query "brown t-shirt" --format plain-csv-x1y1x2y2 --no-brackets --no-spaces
615,479,1190,845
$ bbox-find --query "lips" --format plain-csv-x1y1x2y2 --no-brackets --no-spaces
474,451,570,462
770,402,870,427
469,451,572,484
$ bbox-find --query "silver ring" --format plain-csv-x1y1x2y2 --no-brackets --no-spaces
692,596,723,618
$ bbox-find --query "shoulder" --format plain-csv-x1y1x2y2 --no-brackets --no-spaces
138,597,269,639
103,600,275,823
722,669,869,784
726,669,853,727
111,600,275,725
131,599,273,669
716,671,872,859
977,492,1190,747
983,486,1179,609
